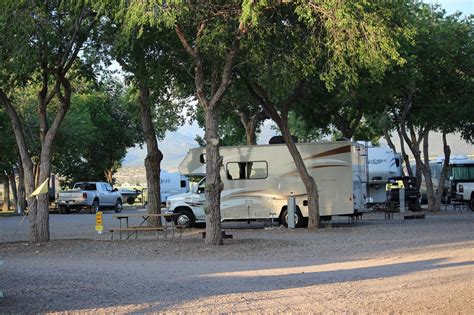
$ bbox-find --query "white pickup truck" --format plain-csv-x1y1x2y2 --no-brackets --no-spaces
456,182,474,211
57,182,123,214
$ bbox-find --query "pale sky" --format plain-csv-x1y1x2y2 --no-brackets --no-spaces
428,0,474,15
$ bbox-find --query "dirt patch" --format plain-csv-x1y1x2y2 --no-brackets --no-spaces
0,211,473,313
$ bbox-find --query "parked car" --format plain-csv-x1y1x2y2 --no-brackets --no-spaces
57,182,122,214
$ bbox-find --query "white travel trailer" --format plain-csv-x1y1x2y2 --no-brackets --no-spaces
119,171,189,205
366,147,402,205
165,141,368,227
160,171,190,202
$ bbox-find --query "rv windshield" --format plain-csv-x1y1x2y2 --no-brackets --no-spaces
451,164,474,181
196,179,206,194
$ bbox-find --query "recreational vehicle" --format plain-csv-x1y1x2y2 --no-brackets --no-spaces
421,155,474,203
119,171,190,205
165,141,367,227
366,147,402,205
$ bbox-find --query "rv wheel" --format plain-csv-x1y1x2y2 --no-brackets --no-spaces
470,196,474,211
175,209,195,228
281,208,304,228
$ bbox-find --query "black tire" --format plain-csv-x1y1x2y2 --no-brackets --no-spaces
114,199,123,213
126,197,135,205
58,205,66,214
174,209,195,228
280,208,304,228
90,199,99,214
470,195,474,211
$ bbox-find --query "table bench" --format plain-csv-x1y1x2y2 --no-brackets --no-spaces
111,213,185,240
109,226,166,240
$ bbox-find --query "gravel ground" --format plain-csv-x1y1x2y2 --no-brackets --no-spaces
0,208,473,313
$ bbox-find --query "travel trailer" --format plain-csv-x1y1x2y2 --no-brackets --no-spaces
119,171,190,205
366,147,402,205
165,141,368,227
160,171,190,202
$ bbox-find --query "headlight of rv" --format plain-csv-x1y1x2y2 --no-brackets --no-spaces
458,185,463,193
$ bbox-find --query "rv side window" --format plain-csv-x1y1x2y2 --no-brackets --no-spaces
180,180,187,188
200,154,206,163
226,161,268,180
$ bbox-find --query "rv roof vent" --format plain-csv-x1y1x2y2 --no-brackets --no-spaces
269,135,298,144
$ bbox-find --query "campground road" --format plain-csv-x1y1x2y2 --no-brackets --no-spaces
0,209,473,313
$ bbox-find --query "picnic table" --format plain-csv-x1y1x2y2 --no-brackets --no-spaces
110,213,184,240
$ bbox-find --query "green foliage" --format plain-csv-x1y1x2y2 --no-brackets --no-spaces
383,3,474,142
53,82,142,187
0,108,17,172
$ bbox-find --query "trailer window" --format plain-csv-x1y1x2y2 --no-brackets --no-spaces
452,165,474,181
180,180,187,188
200,154,206,163
226,161,267,180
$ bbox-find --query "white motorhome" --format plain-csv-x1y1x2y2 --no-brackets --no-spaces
366,147,402,205
165,141,367,227
422,155,474,203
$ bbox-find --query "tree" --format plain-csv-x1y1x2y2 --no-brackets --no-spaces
386,4,474,211
0,0,97,242
54,82,142,187
239,1,405,228
92,6,188,227
193,80,269,146
119,1,251,244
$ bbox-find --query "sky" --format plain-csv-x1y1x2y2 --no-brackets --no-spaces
428,0,474,15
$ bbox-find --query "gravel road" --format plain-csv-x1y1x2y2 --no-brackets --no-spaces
0,209,473,313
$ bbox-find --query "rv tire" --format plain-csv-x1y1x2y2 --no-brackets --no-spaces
175,209,195,228
281,208,304,228
470,195,474,211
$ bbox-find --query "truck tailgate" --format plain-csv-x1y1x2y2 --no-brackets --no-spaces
59,191,85,201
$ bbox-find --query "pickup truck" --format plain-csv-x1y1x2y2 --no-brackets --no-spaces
456,182,474,211
57,182,123,214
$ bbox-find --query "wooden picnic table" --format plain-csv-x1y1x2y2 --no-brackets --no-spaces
111,213,183,240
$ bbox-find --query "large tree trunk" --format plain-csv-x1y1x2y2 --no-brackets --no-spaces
138,85,163,227
280,121,320,229
239,109,268,145
435,132,450,210
204,109,224,245
397,127,413,177
421,131,436,211
17,161,27,214
383,128,397,153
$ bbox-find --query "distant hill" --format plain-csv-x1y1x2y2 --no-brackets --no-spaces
117,122,473,185
122,129,201,171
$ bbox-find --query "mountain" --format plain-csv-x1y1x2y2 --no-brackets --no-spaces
117,122,473,185
122,127,202,171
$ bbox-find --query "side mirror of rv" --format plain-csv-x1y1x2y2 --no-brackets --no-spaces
197,187,205,194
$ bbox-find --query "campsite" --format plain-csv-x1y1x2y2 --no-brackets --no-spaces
1,1,473,313
1,207,473,313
